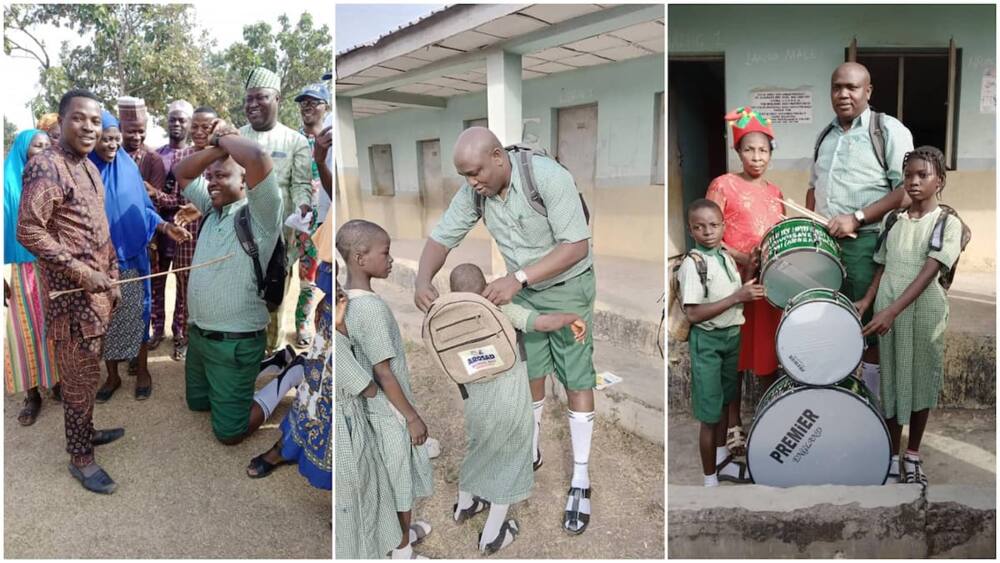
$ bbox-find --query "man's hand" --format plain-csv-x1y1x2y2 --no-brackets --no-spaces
208,119,240,146
110,285,122,310
569,317,587,343
175,203,202,228
828,213,860,238
314,126,332,161
299,203,312,218
482,273,521,306
80,269,113,293
414,281,439,313
163,223,192,243
407,416,428,446
144,181,158,199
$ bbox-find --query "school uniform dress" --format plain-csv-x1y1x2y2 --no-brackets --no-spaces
345,289,434,512
678,245,744,424
873,207,962,424
183,170,282,441
811,107,913,334
431,150,595,391
451,301,538,505
335,330,401,559
706,173,784,376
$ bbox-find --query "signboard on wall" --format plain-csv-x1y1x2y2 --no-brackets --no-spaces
750,90,813,124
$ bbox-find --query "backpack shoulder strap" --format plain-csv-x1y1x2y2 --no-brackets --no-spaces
472,189,485,224
506,145,548,218
686,251,710,299
813,123,836,162
869,111,889,172
875,208,904,254
234,205,266,294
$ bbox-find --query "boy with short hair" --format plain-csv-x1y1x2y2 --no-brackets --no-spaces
678,199,764,487
336,219,433,559
443,263,586,554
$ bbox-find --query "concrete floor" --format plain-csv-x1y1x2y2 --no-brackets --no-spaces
4,271,331,558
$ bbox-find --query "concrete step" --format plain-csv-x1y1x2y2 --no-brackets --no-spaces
668,484,995,558
370,275,664,445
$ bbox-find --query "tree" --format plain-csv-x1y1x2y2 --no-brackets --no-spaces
4,117,19,157
222,12,332,128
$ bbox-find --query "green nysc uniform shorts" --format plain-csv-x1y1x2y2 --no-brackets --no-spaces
689,325,741,424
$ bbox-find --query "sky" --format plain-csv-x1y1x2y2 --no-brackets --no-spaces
335,4,445,53
4,2,334,144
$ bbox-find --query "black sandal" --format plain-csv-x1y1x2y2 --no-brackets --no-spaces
533,448,543,472
717,456,752,484
563,487,591,535
17,397,41,426
95,380,121,404
68,463,117,494
453,495,490,523
479,519,519,555
246,451,293,478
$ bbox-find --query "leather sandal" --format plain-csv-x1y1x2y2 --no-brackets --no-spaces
453,495,490,523
563,486,591,535
717,456,752,484
95,380,121,404
246,452,293,479
17,396,42,426
480,518,519,555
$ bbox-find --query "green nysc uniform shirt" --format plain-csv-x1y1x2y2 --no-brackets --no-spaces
430,150,596,391
678,246,744,424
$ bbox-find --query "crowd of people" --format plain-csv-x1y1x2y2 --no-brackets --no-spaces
680,62,966,489
3,66,333,496
336,127,598,558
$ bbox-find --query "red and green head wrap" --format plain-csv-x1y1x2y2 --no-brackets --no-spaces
725,106,775,149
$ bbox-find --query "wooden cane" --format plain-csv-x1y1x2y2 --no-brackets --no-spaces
774,196,857,239
48,253,236,300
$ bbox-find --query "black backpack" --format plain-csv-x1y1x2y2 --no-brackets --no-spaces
473,144,590,226
814,110,889,172
875,205,972,291
234,205,287,312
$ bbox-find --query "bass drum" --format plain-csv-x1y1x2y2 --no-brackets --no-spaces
747,376,890,487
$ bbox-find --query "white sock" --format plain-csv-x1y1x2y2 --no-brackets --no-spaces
391,544,412,559
479,503,510,550
567,409,594,489
408,521,431,544
716,446,731,465
252,363,305,420
861,361,881,400
454,490,474,520
704,473,720,487
532,399,544,462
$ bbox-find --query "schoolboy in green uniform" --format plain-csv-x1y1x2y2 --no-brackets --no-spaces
445,263,586,554
337,219,433,560
678,199,763,487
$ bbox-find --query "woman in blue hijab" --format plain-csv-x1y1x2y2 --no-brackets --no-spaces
89,111,190,401
4,128,60,425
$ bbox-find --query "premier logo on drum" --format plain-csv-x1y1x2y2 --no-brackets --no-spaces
768,409,820,464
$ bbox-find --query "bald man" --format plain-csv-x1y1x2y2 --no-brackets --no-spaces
807,62,913,457
415,127,596,535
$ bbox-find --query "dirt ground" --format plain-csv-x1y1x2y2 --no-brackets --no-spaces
3,274,331,559
401,342,664,559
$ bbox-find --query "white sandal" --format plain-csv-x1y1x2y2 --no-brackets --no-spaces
726,425,747,456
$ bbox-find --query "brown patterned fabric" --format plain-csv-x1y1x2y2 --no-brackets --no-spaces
126,144,166,192
16,144,119,340
57,327,104,465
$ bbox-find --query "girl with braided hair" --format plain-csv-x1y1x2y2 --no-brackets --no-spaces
854,146,963,488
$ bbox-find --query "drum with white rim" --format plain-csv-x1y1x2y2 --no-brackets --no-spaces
759,217,845,309
776,288,864,385
747,376,890,487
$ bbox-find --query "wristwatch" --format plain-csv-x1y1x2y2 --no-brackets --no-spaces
853,209,866,226
209,127,237,147
513,269,529,288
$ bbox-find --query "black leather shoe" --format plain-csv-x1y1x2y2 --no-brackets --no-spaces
92,428,125,446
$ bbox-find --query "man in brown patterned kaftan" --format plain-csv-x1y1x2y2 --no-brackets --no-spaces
16,90,126,494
